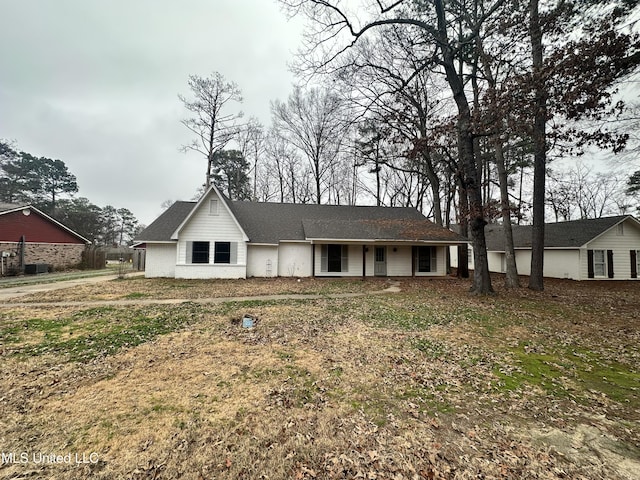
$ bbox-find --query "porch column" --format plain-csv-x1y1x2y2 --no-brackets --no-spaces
362,245,366,278
411,246,416,277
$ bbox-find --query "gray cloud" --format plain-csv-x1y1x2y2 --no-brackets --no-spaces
0,0,303,225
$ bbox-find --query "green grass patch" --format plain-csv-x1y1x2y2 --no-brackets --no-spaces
7,305,203,362
123,292,150,299
494,343,640,404
410,338,448,358
359,297,456,330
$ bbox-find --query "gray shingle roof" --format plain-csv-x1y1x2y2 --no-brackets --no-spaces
484,215,633,251
136,199,468,244
135,201,195,242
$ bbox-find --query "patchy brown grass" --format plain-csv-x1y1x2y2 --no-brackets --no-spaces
0,276,638,479
10,277,382,303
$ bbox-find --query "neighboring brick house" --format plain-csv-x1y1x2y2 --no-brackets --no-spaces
0,203,90,275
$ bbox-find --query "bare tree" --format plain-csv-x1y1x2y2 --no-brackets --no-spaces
179,72,243,188
262,128,308,203
237,117,265,200
547,162,632,220
271,85,350,204
280,0,500,293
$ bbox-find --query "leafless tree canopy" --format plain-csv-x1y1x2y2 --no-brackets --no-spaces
179,72,244,188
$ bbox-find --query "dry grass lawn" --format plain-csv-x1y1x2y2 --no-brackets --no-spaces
0,276,638,479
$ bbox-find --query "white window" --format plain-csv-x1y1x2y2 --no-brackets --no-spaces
636,250,640,274
617,223,624,236
593,249,606,277
209,199,219,215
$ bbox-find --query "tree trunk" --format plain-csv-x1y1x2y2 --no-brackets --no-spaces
422,151,443,225
528,0,546,291
494,138,520,288
457,174,470,279
435,0,492,294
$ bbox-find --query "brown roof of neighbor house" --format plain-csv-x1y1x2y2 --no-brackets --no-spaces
137,199,468,244
0,203,90,244
484,215,637,251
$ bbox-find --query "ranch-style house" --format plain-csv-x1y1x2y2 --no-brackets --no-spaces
135,186,468,279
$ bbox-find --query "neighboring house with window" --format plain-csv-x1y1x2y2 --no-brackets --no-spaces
452,215,640,280
134,185,468,279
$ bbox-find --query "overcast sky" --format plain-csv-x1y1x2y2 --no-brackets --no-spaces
0,0,304,225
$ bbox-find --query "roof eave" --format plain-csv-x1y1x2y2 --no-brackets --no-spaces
306,237,469,244
583,215,640,247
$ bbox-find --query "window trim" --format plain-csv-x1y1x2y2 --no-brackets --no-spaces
593,249,606,277
214,241,231,264
209,199,219,215
191,241,210,264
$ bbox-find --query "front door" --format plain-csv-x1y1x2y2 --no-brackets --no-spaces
374,246,387,276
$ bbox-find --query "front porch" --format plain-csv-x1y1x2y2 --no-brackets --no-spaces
311,243,448,277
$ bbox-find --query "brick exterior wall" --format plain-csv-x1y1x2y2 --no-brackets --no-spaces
0,242,86,273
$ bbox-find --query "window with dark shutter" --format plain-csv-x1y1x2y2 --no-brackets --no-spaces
321,244,347,272
417,246,437,273
607,250,614,278
631,250,637,279
587,250,594,279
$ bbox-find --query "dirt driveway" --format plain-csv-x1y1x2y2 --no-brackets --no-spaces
0,272,144,302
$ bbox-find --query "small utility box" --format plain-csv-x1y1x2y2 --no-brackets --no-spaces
24,263,48,274
242,315,255,328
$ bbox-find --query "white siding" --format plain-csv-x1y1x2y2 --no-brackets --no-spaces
247,245,278,277
175,264,245,279
175,190,248,278
346,244,364,276
582,218,640,280
365,247,374,276
543,250,580,280
450,245,474,270
144,243,176,278
387,246,412,276
486,249,580,280
278,243,312,277
487,252,503,273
